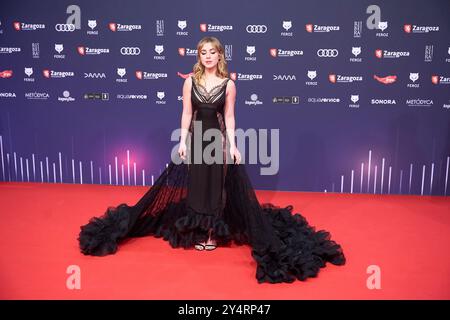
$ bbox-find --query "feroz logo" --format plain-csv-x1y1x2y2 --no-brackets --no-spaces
24,67,33,77
117,68,126,77
178,20,187,30
154,45,164,55
157,91,165,100
352,47,361,57
378,21,388,31
282,21,292,31
88,20,97,30
307,70,317,80
409,73,419,82
55,44,64,54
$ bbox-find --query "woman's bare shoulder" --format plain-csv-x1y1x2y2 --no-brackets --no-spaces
183,75,193,88
226,77,235,88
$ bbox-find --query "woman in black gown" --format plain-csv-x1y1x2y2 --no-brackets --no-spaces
78,36,345,284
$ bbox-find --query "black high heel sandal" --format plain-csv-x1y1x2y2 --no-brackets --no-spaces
194,243,205,251
204,243,217,251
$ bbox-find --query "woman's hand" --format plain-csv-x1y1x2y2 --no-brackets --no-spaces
229,145,242,165
178,142,187,161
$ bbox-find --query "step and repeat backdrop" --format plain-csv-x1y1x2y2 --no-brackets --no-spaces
0,0,449,196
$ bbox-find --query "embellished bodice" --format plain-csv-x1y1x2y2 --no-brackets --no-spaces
190,76,229,129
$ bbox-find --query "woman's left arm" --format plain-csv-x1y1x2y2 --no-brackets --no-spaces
224,79,237,149
224,80,241,164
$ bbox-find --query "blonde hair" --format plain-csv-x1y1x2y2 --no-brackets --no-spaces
192,36,228,84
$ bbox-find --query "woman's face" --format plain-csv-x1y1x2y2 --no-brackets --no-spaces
199,42,220,70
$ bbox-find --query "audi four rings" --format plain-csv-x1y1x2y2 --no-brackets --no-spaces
54,24,75,32
317,49,339,57
120,47,141,55
246,25,268,33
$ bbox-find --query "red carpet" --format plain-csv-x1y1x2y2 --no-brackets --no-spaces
0,182,449,299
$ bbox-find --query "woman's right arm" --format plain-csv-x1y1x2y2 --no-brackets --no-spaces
180,76,193,145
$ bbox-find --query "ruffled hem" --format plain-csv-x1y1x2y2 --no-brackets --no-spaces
252,204,346,283
78,202,236,255
78,202,346,283
155,206,232,248
78,203,132,256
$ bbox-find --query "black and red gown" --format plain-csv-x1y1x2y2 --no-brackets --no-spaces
78,76,346,284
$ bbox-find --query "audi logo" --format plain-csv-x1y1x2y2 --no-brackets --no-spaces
120,47,141,55
317,49,339,57
246,25,267,33
55,24,75,32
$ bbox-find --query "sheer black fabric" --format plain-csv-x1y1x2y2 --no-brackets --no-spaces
78,76,345,284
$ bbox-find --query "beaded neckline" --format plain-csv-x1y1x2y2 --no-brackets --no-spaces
193,77,229,94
